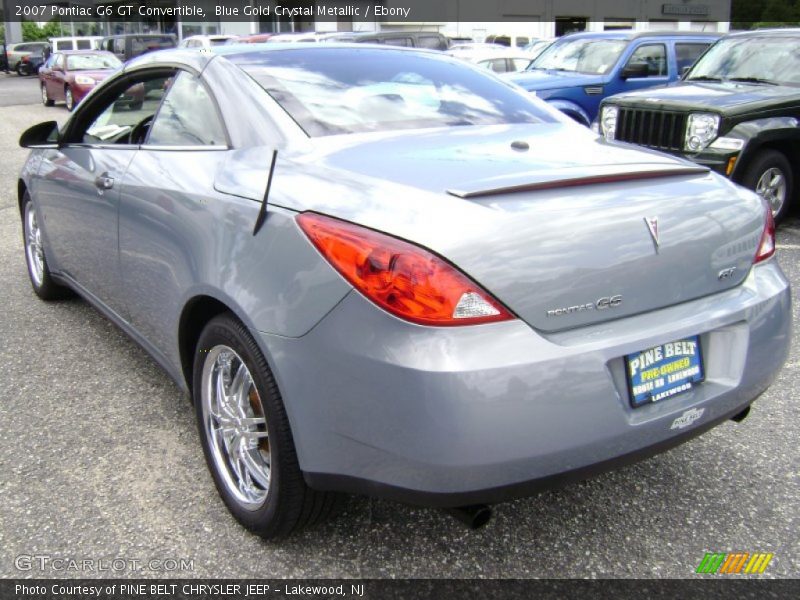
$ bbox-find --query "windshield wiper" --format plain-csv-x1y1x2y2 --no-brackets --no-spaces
728,77,778,86
687,75,723,82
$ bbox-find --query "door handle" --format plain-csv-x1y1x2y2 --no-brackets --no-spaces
94,174,114,190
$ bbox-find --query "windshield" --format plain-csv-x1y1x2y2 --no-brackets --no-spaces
233,49,553,136
66,54,122,71
687,36,800,86
529,38,627,74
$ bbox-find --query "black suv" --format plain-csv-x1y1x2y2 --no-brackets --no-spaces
598,29,800,221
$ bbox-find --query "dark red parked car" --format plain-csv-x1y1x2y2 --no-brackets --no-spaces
39,50,129,111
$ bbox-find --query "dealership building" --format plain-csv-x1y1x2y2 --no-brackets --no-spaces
2,0,730,43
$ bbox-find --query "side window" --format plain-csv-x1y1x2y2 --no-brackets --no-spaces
147,71,226,146
383,37,413,47
676,43,710,72
511,58,532,71
481,58,509,73
113,38,125,55
417,36,442,50
76,39,91,50
77,73,172,145
625,43,667,77
53,54,64,69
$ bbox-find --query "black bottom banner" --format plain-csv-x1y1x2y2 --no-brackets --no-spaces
2,579,798,600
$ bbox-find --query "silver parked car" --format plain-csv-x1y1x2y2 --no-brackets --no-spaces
17,45,791,538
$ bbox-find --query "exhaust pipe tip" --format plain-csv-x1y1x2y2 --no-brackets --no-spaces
731,405,751,423
444,504,492,529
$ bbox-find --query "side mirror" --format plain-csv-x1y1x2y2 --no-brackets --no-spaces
621,63,649,79
20,121,59,148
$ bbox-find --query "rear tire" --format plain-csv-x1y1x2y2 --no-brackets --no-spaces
21,193,72,300
193,313,343,539
741,149,793,223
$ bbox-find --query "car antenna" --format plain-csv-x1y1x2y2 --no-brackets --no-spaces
253,149,277,236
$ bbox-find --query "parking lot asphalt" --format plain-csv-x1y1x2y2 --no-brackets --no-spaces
0,72,42,107
0,75,797,579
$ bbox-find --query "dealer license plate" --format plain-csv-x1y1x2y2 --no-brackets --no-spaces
625,336,704,407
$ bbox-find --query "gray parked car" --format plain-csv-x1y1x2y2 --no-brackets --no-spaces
17,45,791,538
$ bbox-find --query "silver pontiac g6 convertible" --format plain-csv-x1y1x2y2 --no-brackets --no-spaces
17,45,791,537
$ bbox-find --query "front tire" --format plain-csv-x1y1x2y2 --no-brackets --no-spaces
21,193,71,300
193,314,342,539
64,86,75,112
741,149,793,222
41,84,54,106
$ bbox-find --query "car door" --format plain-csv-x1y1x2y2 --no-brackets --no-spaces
39,54,56,91
34,71,172,313
47,53,65,99
118,69,230,355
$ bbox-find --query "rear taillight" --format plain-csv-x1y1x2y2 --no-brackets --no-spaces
297,212,514,326
754,205,776,264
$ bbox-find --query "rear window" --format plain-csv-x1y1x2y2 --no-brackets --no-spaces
233,48,552,136
131,36,176,55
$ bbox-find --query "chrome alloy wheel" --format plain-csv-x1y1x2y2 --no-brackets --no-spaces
756,167,787,217
201,345,271,509
24,203,45,288
41,85,48,105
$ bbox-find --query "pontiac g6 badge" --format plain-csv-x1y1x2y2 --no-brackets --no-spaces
546,295,622,317
645,216,660,249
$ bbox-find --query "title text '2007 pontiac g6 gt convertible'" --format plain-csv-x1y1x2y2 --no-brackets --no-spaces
17,45,790,538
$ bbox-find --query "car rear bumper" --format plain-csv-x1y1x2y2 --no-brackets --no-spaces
258,260,790,506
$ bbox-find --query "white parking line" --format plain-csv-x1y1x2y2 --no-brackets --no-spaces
777,244,800,249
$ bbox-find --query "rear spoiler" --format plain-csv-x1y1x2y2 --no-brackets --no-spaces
447,164,709,199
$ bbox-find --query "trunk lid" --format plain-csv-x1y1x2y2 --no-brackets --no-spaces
270,124,766,332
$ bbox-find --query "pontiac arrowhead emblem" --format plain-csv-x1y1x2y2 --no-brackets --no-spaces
645,217,660,248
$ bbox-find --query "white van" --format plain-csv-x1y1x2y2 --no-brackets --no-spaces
48,37,103,52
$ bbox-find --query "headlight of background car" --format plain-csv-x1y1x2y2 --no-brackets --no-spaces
685,113,719,152
600,105,618,140
75,75,96,86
